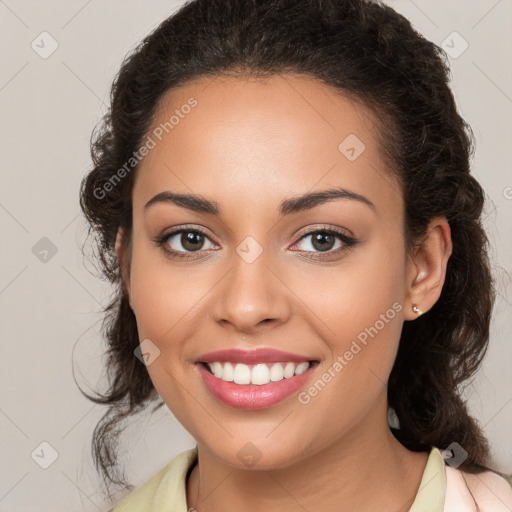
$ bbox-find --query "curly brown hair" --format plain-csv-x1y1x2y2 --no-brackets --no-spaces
78,0,496,498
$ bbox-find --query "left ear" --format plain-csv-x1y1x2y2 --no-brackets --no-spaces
404,216,453,320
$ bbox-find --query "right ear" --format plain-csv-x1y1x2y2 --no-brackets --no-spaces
114,226,124,260
115,227,132,305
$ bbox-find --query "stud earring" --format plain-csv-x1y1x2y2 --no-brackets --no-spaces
412,304,423,316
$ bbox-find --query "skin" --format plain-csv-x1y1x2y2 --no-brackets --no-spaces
115,73,452,511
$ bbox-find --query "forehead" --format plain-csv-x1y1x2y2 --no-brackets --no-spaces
132,73,401,218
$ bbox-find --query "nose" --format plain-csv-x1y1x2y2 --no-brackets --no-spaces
212,247,291,334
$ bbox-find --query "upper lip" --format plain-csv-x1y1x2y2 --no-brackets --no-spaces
196,348,316,364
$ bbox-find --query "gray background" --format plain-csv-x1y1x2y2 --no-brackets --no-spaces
0,1,511,510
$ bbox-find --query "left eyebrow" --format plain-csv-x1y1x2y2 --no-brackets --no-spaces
279,187,376,215
143,186,376,216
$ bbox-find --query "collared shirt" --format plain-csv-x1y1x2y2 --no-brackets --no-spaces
109,446,512,511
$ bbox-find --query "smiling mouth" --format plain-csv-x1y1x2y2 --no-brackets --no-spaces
199,360,320,386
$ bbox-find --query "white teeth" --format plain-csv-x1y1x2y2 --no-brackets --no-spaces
251,363,270,385
233,363,251,384
204,361,313,385
295,362,309,375
212,362,223,379
270,362,284,381
283,362,296,378
223,362,235,381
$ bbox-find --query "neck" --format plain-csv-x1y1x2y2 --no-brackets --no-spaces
186,396,428,512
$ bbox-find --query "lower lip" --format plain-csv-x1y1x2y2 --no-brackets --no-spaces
196,362,318,410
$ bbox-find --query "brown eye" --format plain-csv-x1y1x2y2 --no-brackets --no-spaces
179,231,206,251
153,226,217,259
309,232,336,252
165,229,215,253
295,230,344,253
291,228,358,260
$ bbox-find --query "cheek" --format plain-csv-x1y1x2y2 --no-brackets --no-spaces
128,245,205,421
277,299,404,462
129,239,211,338
298,241,405,400
304,238,405,339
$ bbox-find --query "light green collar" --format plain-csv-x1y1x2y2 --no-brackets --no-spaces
409,446,446,512
111,445,445,511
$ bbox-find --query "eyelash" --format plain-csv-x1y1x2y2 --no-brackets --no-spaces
152,224,359,261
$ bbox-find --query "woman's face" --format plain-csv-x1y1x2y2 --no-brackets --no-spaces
124,74,416,468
